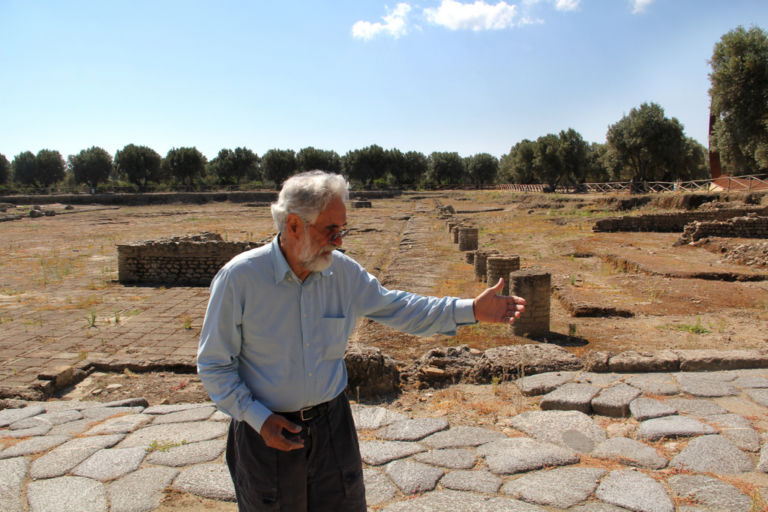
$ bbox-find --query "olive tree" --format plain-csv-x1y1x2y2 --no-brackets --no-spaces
114,144,163,191
69,146,113,188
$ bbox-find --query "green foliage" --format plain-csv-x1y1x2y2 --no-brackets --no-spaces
389,149,428,187
207,147,260,186
606,102,689,184
428,152,464,186
34,149,66,187
0,153,9,184
114,144,163,191
262,148,297,187
163,147,207,189
296,147,341,174
68,146,113,188
343,145,388,188
709,25,768,172
10,151,37,186
466,153,499,186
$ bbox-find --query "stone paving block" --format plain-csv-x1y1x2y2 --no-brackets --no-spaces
172,463,236,501
382,489,547,511
47,418,93,436
109,466,180,512
591,383,641,417
0,457,27,512
629,397,677,420
363,468,398,506
675,373,739,397
575,372,621,386
29,434,125,479
9,409,82,429
151,405,216,424
637,415,716,440
508,410,606,452
595,469,674,512
760,443,768,473
732,375,768,388
0,434,70,459
670,435,754,474
116,420,228,449
210,410,230,421
352,405,408,430
142,403,208,415
385,459,444,494
746,388,768,407
72,445,147,481
413,448,476,469
668,474,752,512
377,417,449,441
501,467,606,509
26,475,108,512
477,437,579,474
0,404,44,427
360,440,425,465
81,406,146,422
100,397,150,408
592,437,668,469
675,349,768,372
704,413,761,452
540,383,601,414
515,371,575,396
0,422,51,438
84,413,153,435
664,398,727,417
570,504,634,512
441,469,502,494
421,426,507,449
146,439,226,466
624,373,679,395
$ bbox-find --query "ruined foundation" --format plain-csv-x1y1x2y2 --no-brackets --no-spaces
118,232,263,286
473,250,498,282
486,256,521,295
510,270,551,339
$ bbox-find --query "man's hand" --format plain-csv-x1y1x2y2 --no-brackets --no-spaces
260,414,304,451
473,278,526,324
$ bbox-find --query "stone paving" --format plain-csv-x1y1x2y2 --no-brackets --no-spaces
2,369,768,511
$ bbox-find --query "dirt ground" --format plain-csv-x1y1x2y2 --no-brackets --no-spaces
4,190,767,509
0,189,757,407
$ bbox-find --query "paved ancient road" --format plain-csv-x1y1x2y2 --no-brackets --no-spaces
2,367,767,511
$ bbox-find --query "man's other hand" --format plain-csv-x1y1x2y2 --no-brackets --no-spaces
473,278,526,324
261,414,304,451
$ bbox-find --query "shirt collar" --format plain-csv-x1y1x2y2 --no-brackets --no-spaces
270,234,334,285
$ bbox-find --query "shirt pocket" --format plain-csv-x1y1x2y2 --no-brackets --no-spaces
321,316,347,360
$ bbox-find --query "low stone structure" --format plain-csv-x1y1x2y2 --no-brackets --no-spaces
352,200,372,208
486,256,521,295
117,232,263,286
457,227,479,252
473,250,498,282
592,206,768,233
678,214,768,244
509,271,551,339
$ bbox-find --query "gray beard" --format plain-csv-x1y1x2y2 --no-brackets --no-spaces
298,232,334,272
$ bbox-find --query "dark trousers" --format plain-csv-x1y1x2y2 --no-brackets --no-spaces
226,393,366,512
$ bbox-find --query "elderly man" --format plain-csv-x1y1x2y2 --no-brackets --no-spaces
198,171,525,511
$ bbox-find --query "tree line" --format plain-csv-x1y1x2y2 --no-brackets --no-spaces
1,25,764,194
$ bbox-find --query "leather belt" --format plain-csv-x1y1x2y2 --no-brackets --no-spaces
278,400,331,423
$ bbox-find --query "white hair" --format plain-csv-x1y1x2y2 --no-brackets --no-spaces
271,171,349,233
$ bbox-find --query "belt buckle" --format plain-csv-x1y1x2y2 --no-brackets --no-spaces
299,406,313,422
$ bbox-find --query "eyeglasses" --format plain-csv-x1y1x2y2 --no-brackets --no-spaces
306,220,349,242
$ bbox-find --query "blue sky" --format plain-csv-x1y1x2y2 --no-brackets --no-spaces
2,0,767,162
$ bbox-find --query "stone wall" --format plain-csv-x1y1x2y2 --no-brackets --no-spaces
592,206,768,233
118,232,263,285
510,271,551,339
678,214,768,244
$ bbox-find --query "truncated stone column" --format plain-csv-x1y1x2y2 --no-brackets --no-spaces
457,227,479,252
486,256,520,295
473,250,497,282
451,224,464,243
510,270,551,339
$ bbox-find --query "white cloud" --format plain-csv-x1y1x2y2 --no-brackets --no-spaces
352,3,412,40
423,0,519,31
630,0,653,14
554,0,579,12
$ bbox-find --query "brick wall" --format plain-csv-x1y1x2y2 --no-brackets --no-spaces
118,232,264,286
679,215,768,244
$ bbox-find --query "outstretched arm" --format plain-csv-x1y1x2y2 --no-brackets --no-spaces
473,278,526,323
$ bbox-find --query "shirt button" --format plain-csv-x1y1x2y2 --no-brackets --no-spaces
308,373,312,377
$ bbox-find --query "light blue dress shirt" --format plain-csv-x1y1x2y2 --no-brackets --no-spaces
197,236,476,433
